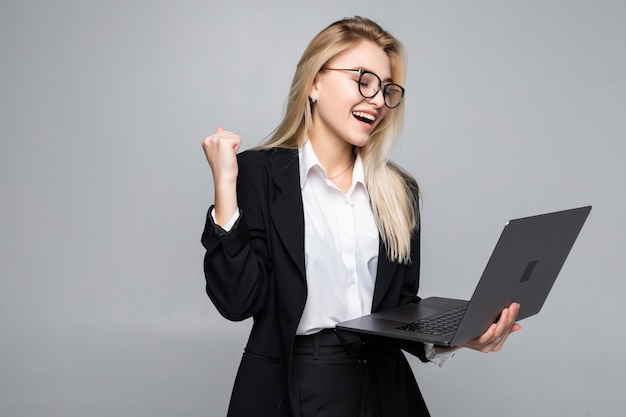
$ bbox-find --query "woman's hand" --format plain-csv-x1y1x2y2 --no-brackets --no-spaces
459,302,522,353
202,127,241,183
201,127,241,226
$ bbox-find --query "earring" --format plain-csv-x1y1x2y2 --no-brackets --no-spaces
310,94,317,103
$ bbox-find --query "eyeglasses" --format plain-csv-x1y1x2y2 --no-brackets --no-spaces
321,68,405,109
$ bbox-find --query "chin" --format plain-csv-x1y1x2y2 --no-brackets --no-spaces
354,131,376,147
344,134,370,148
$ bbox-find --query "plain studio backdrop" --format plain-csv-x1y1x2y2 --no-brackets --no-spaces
1,1,624,416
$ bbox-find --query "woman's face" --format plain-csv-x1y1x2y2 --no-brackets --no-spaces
309,40,394,148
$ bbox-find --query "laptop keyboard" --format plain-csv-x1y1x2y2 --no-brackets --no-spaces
397,305,468,336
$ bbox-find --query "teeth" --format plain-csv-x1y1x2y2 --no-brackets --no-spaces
353,111,376,122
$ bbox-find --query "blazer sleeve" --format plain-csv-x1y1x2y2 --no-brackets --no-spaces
201,151,272,322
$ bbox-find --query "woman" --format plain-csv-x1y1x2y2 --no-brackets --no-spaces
201,16,520,417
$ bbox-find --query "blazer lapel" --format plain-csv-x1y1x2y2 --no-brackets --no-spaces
266,148,399,313
269,149,306,278
372,240,398,312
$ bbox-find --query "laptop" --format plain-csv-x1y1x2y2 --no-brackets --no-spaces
336,206,592,347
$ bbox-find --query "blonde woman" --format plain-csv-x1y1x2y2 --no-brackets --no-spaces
201,16,520,417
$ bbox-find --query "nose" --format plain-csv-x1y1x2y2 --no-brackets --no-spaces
367,87,386,108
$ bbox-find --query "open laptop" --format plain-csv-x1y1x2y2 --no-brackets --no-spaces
336,206,592,347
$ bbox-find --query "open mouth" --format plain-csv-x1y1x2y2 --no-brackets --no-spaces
352,111,376,125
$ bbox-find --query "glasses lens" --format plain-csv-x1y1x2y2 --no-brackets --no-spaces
358,71,380,98
384,84,404,108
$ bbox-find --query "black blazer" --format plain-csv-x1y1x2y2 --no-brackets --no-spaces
202,148,431,417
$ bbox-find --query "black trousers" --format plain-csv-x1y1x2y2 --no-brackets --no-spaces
293,330,381,417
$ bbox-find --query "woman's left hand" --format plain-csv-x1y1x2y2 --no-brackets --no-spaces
459,302,522,353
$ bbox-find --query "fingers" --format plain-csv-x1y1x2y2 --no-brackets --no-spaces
472,323,498,352
201,127,241,225
461,302,522,353
487,303,513,351
490,302,521,352
201,128,241,183
201,127,240,155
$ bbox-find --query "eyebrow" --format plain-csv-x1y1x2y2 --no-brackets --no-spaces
358,67,394,83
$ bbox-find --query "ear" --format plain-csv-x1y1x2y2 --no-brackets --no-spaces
309,74,321,103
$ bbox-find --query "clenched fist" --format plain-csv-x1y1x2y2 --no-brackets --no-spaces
201,127,241,185
201,127,241,227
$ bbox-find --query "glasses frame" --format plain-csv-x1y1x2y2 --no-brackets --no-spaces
321,68,405,109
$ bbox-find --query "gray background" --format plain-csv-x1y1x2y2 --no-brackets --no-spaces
1,0,624,416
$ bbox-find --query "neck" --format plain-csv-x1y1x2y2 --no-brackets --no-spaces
308,136,355,175
327,157,355,180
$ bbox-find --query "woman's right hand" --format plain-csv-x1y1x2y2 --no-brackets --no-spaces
201,127,241,226
201,127,241,184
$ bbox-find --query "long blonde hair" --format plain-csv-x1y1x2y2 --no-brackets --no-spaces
260,16,419,264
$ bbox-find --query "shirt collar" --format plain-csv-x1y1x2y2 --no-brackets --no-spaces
298,139,367,192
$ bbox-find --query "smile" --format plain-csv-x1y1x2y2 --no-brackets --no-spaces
352,111,376,124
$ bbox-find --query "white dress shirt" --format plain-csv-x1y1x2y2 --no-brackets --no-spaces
296,140,380,335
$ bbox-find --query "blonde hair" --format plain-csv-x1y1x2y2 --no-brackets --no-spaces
260,16,419,263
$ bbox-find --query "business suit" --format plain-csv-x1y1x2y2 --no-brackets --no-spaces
202,147,431,417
